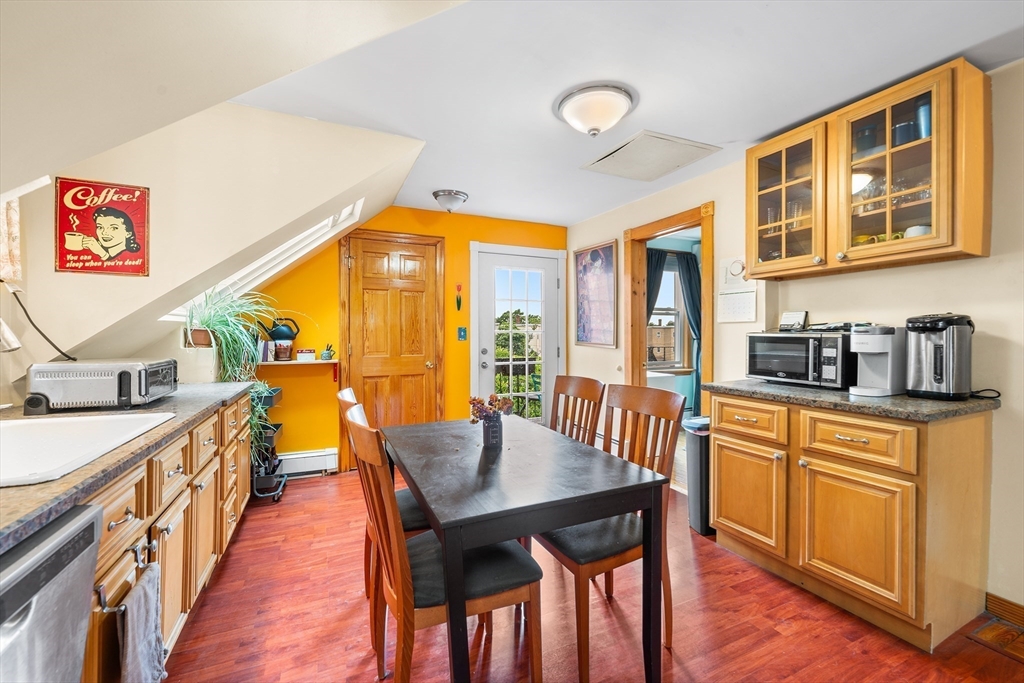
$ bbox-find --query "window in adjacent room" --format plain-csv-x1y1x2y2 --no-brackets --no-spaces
647,262,692,369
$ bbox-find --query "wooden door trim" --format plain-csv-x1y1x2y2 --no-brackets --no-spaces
339,229,445,471
623,201,715,415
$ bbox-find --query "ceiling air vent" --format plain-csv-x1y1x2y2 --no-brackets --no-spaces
582,130,721,182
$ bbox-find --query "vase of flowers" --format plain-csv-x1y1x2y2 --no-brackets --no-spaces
470,394,513,448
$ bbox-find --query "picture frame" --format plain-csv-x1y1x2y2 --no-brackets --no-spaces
54,177,150,276
574,239,617,347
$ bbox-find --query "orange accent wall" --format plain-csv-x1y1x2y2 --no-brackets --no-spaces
359,207,566,420
256,243,341,455
255,206,565,458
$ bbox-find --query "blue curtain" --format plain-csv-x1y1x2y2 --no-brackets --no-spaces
645,249,668,324
676,252,702,416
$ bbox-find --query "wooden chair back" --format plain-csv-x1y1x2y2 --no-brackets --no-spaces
346,405,413,611
549,375,605,446
601,384,686,479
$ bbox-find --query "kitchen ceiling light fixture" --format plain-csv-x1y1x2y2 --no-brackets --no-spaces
432,189,468,213
556,85,635,137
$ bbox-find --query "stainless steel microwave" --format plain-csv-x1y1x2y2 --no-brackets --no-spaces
746,332,857,389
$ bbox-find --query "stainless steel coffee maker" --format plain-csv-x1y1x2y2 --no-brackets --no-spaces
906,313,974,400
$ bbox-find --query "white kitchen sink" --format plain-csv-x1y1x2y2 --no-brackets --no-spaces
0,412,175,487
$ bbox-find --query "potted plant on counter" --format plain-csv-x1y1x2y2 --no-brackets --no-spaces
184,289,276,382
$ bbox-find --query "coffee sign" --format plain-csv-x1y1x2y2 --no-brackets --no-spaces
54,177,149,276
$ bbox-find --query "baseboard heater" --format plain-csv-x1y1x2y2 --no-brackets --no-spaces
276,448,338,478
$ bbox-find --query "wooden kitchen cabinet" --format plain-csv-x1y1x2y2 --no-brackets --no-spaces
709,389,993,652
190,457,220,603
90,464,148,573
746,58,990,279
711,434,787,558
82,537,144,683
746,120,827,277
150,489,192,652
797,456,916,618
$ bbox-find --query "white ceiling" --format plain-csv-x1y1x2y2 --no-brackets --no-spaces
234,1,1024,227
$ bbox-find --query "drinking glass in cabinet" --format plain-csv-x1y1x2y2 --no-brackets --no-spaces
759,190,782,227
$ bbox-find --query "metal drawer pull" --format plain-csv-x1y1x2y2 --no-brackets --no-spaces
241,407,250,415
202,436,215,446
238,435,247,444
129,540,157,568
229,463,237,472
229,419,237,427
107,507,135,531
734,415,758,423
166,464,184,478
95,584,126,614
228,512,237,524
158,523,174,536
798,459,809,468
773,452,784,460
196,481,208,492
834,433,870,445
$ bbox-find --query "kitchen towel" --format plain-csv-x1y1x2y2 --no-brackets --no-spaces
118,563,168,683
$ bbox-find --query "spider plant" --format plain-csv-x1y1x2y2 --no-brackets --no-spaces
185,288,277,382
247,380,276,468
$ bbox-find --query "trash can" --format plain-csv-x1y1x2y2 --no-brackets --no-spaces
681,416,713,536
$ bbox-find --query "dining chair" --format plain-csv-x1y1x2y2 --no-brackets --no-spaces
549,375,605,446
346,404,544,683
337,389,431,649
534,383,684,683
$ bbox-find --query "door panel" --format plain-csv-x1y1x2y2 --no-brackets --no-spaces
477,252,560,425
350,237,440,430
710,434,787,557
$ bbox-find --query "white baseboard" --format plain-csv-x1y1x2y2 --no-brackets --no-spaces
277,448,338,477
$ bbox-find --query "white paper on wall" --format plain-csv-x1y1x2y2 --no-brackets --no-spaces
716,257,757,323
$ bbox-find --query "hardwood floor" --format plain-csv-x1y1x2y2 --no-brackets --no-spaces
166,473,1024,682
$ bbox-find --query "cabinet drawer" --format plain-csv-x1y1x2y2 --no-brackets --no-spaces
710,434,787,558
238,394,252,423
712,395,788,445
220,487,238,555
221,400,241,445
148,434,190,512
800,410,917,474
798,456,916,619
90,464,147,572
221,440,238,497
191,414,219,471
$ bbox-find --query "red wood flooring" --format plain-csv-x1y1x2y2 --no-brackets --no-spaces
166,474,1024,682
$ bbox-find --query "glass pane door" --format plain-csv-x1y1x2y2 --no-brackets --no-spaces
493,268,545,422
848,91,934,249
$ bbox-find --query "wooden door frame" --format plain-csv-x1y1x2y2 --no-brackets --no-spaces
623,201,715,414
338,229,445,470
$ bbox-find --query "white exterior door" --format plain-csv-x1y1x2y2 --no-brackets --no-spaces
471,244,565,425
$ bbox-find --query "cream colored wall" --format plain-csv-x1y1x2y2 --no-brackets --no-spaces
0,0,461,192
566,160,775,390
0,103,424,404
565,60,1023,604
779,60,1024,603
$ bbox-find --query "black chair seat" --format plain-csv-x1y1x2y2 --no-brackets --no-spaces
538,513,642,565
396,488,430,532
406,534,543,609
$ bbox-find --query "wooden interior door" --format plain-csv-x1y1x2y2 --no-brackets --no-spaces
348,235,442,431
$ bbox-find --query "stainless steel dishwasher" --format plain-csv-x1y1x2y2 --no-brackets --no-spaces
0,505,102,682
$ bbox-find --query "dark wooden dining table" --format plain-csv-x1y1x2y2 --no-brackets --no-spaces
381,415,668,683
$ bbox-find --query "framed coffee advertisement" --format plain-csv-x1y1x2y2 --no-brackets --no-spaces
574,239,617,347
54,177,149,276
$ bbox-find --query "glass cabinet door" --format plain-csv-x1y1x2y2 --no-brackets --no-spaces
747,121,826,277
835,68,953,262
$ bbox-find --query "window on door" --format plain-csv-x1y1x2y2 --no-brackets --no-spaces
647,266,692,369
493,268,545,422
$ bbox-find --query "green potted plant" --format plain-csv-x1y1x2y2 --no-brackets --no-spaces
184,289,276,382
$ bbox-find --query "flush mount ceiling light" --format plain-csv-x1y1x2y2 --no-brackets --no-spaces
556,85,635,137
432,189,468,213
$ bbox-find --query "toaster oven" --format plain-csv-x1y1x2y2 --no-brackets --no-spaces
24,359,177,415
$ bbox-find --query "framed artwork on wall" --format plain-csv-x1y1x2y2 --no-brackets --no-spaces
54,177,149,276
574,239,616,347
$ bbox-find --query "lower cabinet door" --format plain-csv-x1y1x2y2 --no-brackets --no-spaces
711,434,787,558
151,488,192,653
798,457,916,618
220,488,238,555
82,538,143,683
191,458,220,602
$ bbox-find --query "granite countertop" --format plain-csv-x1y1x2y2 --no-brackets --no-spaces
702,379,1000,422
0,382,251,555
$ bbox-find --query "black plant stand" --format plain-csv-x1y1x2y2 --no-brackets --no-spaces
251,388,287,503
